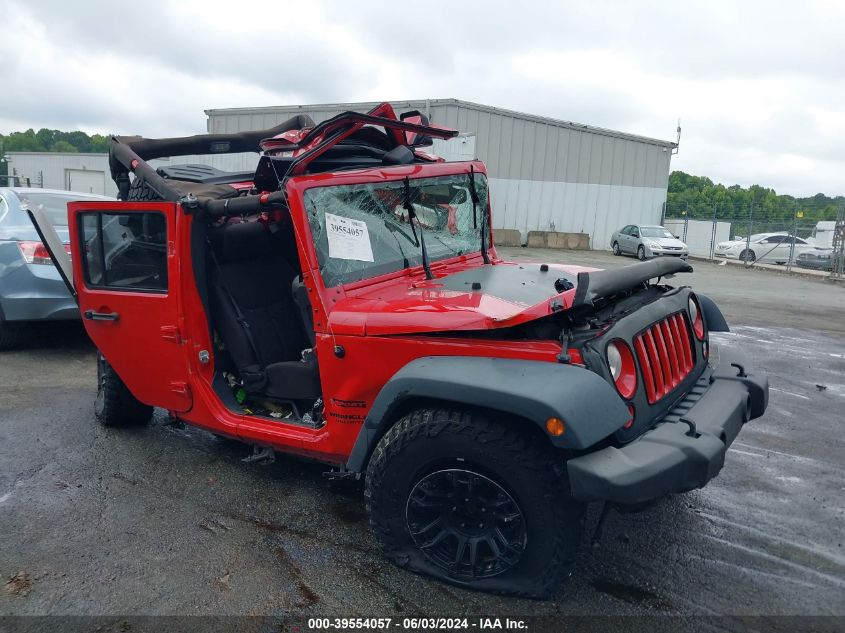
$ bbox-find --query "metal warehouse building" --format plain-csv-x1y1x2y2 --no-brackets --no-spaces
206,99,678,248
6,99,677,249
4,152,115,195
4,151,253,199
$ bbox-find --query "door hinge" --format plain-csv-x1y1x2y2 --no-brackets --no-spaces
160,325,182,344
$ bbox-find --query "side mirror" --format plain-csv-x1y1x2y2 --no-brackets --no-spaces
674,234,680,239
401,110,433,147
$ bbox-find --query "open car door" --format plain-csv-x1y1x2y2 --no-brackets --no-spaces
26,205,76,300
60,200,191,412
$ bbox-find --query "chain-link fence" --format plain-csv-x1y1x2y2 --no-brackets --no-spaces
662,202,845,280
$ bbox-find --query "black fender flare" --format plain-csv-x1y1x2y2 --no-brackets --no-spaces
344,356,630,473
697,294,730,332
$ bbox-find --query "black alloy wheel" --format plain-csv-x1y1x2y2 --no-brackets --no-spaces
405,468,527,579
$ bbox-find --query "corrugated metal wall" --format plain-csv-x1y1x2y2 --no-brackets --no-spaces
6,152,261,198
206,99,675,249
6,153,112,195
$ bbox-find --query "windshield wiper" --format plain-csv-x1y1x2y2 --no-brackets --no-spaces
382,219,411,268
468,166,490,264
403,177,434,280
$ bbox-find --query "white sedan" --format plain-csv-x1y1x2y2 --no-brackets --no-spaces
714,233,820,264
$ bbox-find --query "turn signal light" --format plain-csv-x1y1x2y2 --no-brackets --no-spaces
624,404,635,429
545,417,565,436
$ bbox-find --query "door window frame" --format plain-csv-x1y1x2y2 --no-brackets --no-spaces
77,209,169,294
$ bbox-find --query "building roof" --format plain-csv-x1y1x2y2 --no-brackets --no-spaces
205,98,678,149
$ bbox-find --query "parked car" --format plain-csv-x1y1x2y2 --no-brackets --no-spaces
610,224,689,260
806,221,837,248
714,232,819,264
0,187,114,348
796,248,842,271
30,103,768,597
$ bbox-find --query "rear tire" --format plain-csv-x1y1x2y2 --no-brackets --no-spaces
612,242,621,256
365,407,585,598
95,352,153,427
637,245,647,261
0,316,23,351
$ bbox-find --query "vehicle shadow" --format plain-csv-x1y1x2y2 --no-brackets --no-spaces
8,320,93,352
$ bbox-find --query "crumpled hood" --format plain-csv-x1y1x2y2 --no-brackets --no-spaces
327,261,598,336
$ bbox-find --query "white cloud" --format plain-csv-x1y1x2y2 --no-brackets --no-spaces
2,0,843,196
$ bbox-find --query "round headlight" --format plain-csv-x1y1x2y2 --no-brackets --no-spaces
606,340,638,399
688,295,705,340
607,342,622,379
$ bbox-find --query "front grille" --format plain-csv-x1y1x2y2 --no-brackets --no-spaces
633,312,695,404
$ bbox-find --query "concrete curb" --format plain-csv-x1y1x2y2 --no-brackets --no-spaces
686,255,834,282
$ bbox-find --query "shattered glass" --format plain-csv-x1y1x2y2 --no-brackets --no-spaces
305,173,490,287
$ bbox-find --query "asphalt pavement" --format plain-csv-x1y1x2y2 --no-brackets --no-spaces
1,250,843,627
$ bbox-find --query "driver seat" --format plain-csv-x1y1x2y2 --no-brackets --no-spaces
209,221,321,400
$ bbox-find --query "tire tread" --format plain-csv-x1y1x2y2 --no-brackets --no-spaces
365,407,583,598
96,353,153,427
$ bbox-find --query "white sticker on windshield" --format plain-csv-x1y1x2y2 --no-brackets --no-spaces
325,212,374,262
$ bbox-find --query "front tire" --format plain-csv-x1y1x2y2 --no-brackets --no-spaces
365,408,584,598
95,352,153,427
739,249,756,262
637,245,647,261
612,242,621,256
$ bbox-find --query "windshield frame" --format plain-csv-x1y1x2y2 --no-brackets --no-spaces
286,161,493,292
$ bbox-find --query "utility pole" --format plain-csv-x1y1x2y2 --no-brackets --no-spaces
745,202,753,268
710,201,718,260
787,210,798,274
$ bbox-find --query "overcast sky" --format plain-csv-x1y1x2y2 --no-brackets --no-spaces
2,0,843,197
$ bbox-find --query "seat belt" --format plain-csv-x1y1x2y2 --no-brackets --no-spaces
207,239,266,391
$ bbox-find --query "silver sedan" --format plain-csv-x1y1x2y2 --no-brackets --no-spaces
610,224,689,260
0,187,113,349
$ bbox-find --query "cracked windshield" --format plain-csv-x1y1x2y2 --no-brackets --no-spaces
305,173,490,286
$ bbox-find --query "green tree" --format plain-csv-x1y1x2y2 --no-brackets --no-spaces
1,128,113,156
667,170,842,229
52,140,78,152
1,129,47,152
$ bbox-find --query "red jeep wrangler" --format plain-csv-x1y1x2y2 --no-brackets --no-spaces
30,103,768,597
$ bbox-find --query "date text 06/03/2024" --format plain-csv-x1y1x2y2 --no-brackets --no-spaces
306,617,528,630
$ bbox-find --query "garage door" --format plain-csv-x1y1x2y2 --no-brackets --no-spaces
66,169,105,195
